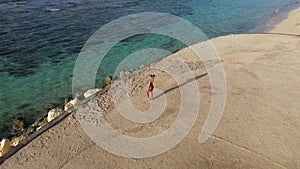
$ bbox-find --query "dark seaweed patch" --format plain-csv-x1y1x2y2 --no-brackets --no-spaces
50,59,61,64
16,103,31,109
9,68,36,77
47,51,64,58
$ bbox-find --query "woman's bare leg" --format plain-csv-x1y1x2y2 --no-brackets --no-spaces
150,91,153,100
146,90,150,99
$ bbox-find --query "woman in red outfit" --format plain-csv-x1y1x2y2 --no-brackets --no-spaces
146,74,155,100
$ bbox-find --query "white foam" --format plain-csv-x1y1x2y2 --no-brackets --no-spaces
45,8,61,12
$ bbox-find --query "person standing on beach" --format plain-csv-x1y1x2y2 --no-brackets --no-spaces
147,74,155,100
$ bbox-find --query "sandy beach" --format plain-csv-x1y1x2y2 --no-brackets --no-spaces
270,5,300,35
1,6,300,169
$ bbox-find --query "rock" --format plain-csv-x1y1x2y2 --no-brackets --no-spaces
84,88,101,98
33,117,48,129
56,105,64,111
10,135,25,147
12,117,25,131
11,126,36,147
44,103,57,111
139,64,145,68
10,137,19,147
118,71,126,79
64,99,77,113
75,92,85,100
47,109,63,123
69,99,77,106
105,76,112,86
36,126,43,131
124,70,130,75
118,70,131,79
25,126,35,136
33,117,42,127
64,97,72,105
0,139,11,157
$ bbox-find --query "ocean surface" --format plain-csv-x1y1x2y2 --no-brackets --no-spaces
0,0,299,138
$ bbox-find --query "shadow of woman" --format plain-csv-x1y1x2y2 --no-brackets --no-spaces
154,73,208,100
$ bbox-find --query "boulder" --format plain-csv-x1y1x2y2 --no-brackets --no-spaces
12,117,25,131
36,126,42,131
124,70,130,76
47,109,63,122
139,64,145,68
84,88,101,98
33,117,48,129
10,135,25,147
25,126,35,136
75,92,85,100
11,126,36,147
64,97,72,105
118,70,131,79
56,105,64,110
44,103,56,111
64,99,77,113
118,71,126,79
0,139,11,157
105,76,112,86
69,99,77,106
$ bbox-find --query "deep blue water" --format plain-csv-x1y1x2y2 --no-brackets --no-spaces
0,0,299,138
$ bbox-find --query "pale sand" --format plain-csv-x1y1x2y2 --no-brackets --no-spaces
270,6,300,35
1,8,300,169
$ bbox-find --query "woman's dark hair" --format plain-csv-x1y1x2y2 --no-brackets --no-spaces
150,74,155,78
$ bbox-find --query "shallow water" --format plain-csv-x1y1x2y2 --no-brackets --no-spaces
0,0,298,138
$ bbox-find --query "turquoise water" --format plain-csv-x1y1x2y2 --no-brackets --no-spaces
0,0,299,138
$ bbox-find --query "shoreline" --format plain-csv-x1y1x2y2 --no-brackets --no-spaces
255,1,300,33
